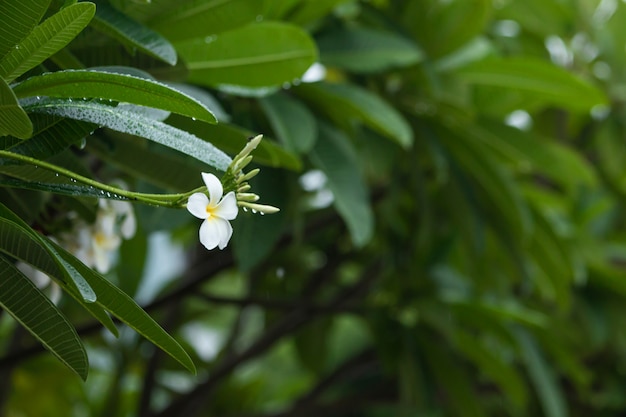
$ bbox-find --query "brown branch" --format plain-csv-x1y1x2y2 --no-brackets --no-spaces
149,261,382,417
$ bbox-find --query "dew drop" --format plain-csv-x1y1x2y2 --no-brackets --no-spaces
14,45,19,50
191,117,196,121
252,209,257,214
260,211,265,215
243,207,248,212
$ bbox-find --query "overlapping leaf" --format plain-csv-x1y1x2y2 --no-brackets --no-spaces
0,2,95,83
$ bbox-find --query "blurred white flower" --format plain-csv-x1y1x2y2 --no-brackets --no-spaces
187,173,238,250
58,194,137,274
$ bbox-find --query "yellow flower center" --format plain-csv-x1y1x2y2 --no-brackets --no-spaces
205,204,215,218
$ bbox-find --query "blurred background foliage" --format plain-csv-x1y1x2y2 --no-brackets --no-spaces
4,0,626,416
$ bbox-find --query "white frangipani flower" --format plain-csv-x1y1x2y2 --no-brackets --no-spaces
58,193,137,274
187,172,238,250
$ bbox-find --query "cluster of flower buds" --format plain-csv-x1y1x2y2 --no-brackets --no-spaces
225,135,280,215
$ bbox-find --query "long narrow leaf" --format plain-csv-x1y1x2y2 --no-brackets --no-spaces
0,255,88,380
310,123,374,247
49,239,197,374
514,328,568,417
0,0,50,58
295,82,413,148
14,69,216,124
0,78,32,139
0,2,96,83
22,98,231,170
91,0,176,65
0,203,118,336
176,22,317,89
149,0,264,41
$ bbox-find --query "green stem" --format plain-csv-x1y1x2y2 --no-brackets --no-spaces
0,151,198,208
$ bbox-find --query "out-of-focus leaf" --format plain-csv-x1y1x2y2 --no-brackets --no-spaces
91,0,177,65
149,0,264,41
14,69,217,124
437,120,532,240
515,328,568,417
285,0,350,26
310,123,373,247
453,330,528,407
167,114,302,171
474,119,597,193
456,57,607,112
0,2,95,83
232,169,288,271
259,92,317,154
0,0,50,58
0,255,88,380
23,98,231,171
176,22,317,89
89,134,201,192
296,82,413,148
404,0,491,58
0,78,33,139
317,27,423,73
422,336,485,417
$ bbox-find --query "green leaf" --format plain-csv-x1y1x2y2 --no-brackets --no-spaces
176,22,317,89
514,328,568,417
149,0,265,41
0,214,102,306
91,0,177,65
48,239,197,374
472,119,597,193
453,330,528,407
259,92,317,154
14,69,217,124
0,256,88,379
317,27,423,73
285,0,350,26
403,0,491,58
310,123,373,247
296,82,413,148
0,2,96,83
437,119,533,241
0,0,51,58
5,113,94,161
456,57,608,112
421,336,485,417
0,203,118,336
167,114,302,171
0,78,33,139
89,134,202,192
23,98,231,171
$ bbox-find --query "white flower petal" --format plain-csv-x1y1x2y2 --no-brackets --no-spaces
187,193,210,219
217,219,233,250
198,218,223,250
214,192,238,221
202,172,223,206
